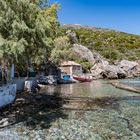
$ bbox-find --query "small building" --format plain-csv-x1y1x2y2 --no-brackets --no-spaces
59,61,82,76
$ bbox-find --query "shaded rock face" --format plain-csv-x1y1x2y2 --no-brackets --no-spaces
67,31,78,44
135,60,140,76
72,44,95,64
102,65,126,79
118,60,140,78
91,59,109,79
91,59,140,79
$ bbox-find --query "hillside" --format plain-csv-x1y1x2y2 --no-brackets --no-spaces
61,25,140,63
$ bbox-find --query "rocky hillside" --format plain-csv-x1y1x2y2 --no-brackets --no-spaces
61,25,140,63
59,25,140,79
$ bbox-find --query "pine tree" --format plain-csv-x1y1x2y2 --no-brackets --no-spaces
0,0,59,71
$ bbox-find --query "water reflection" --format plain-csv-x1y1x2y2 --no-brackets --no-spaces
40,80,139,98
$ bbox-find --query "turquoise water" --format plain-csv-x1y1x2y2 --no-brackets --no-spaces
41,80,139,98
120,78,140,88
1,80,140,140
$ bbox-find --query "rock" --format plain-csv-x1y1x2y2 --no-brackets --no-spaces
91,59,140,79
118,60,138,71
27,117,33,122
118,60,140,78
66,31,78,44
16,98,25,102
72,44,95,64
103,65,126,79
91,59,109,78
72,44,138,79
0,118,9,128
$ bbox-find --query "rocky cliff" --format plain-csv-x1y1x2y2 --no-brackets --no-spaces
61,25,140,79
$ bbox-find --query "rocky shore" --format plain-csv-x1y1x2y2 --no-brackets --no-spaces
111,80,140,93
0,92,65,129
0,80,140,139
72,44,140,79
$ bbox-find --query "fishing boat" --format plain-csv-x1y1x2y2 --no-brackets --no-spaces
73,75,93,82
0,84,16,108
57,74,76,84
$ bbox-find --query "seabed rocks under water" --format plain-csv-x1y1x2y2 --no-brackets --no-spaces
1,80,140,140
1,97,140,140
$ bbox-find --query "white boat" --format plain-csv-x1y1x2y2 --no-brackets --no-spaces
0,84,16,108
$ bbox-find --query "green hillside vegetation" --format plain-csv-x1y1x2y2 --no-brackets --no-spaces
61,25,140,63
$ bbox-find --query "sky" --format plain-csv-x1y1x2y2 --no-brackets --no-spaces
49,0,140,35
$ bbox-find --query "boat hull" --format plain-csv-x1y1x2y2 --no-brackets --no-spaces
73,75,92,82
0,84,16,108
57,79,76,84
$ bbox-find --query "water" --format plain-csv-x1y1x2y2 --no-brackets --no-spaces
40,80,139,98
1,80,140,140
120,77,140,88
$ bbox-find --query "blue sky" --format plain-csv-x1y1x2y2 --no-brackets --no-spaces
49,0,140,35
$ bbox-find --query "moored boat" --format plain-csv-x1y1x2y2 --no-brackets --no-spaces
57,79,76,84
73,75,93,82
0,84,16,108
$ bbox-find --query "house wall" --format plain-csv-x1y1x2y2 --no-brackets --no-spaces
60,65,82,76
72,65,82,75
0,84,16,108
59,66,71,75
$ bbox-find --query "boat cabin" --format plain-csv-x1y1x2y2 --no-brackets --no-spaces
59,61,82,78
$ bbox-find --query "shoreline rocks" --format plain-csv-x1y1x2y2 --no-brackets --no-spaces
70,43,140,80
91,60,140,79
111,80,140,93
71,44,140,79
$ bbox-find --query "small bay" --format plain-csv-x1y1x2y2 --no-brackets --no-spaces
1,80,140,140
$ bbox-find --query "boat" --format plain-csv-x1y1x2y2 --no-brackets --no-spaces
57,79,76,84
0,84,16,108
73,75,93,82
38,75,57,85
57,74,75,84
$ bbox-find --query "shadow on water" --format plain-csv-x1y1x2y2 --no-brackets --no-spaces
25,109,67,130
61,96,140,113
1,80,140,130
0,93,68,130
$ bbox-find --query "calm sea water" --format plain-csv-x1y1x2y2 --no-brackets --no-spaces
120,77,140,88
1,80,140,140
40,80,139,98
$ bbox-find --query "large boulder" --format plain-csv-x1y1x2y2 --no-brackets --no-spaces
91,59,140,79
118,60,140,78
102,65,126,79
72,44,95,64
135,60,140,76
91,59,109,78
118,60,138,71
